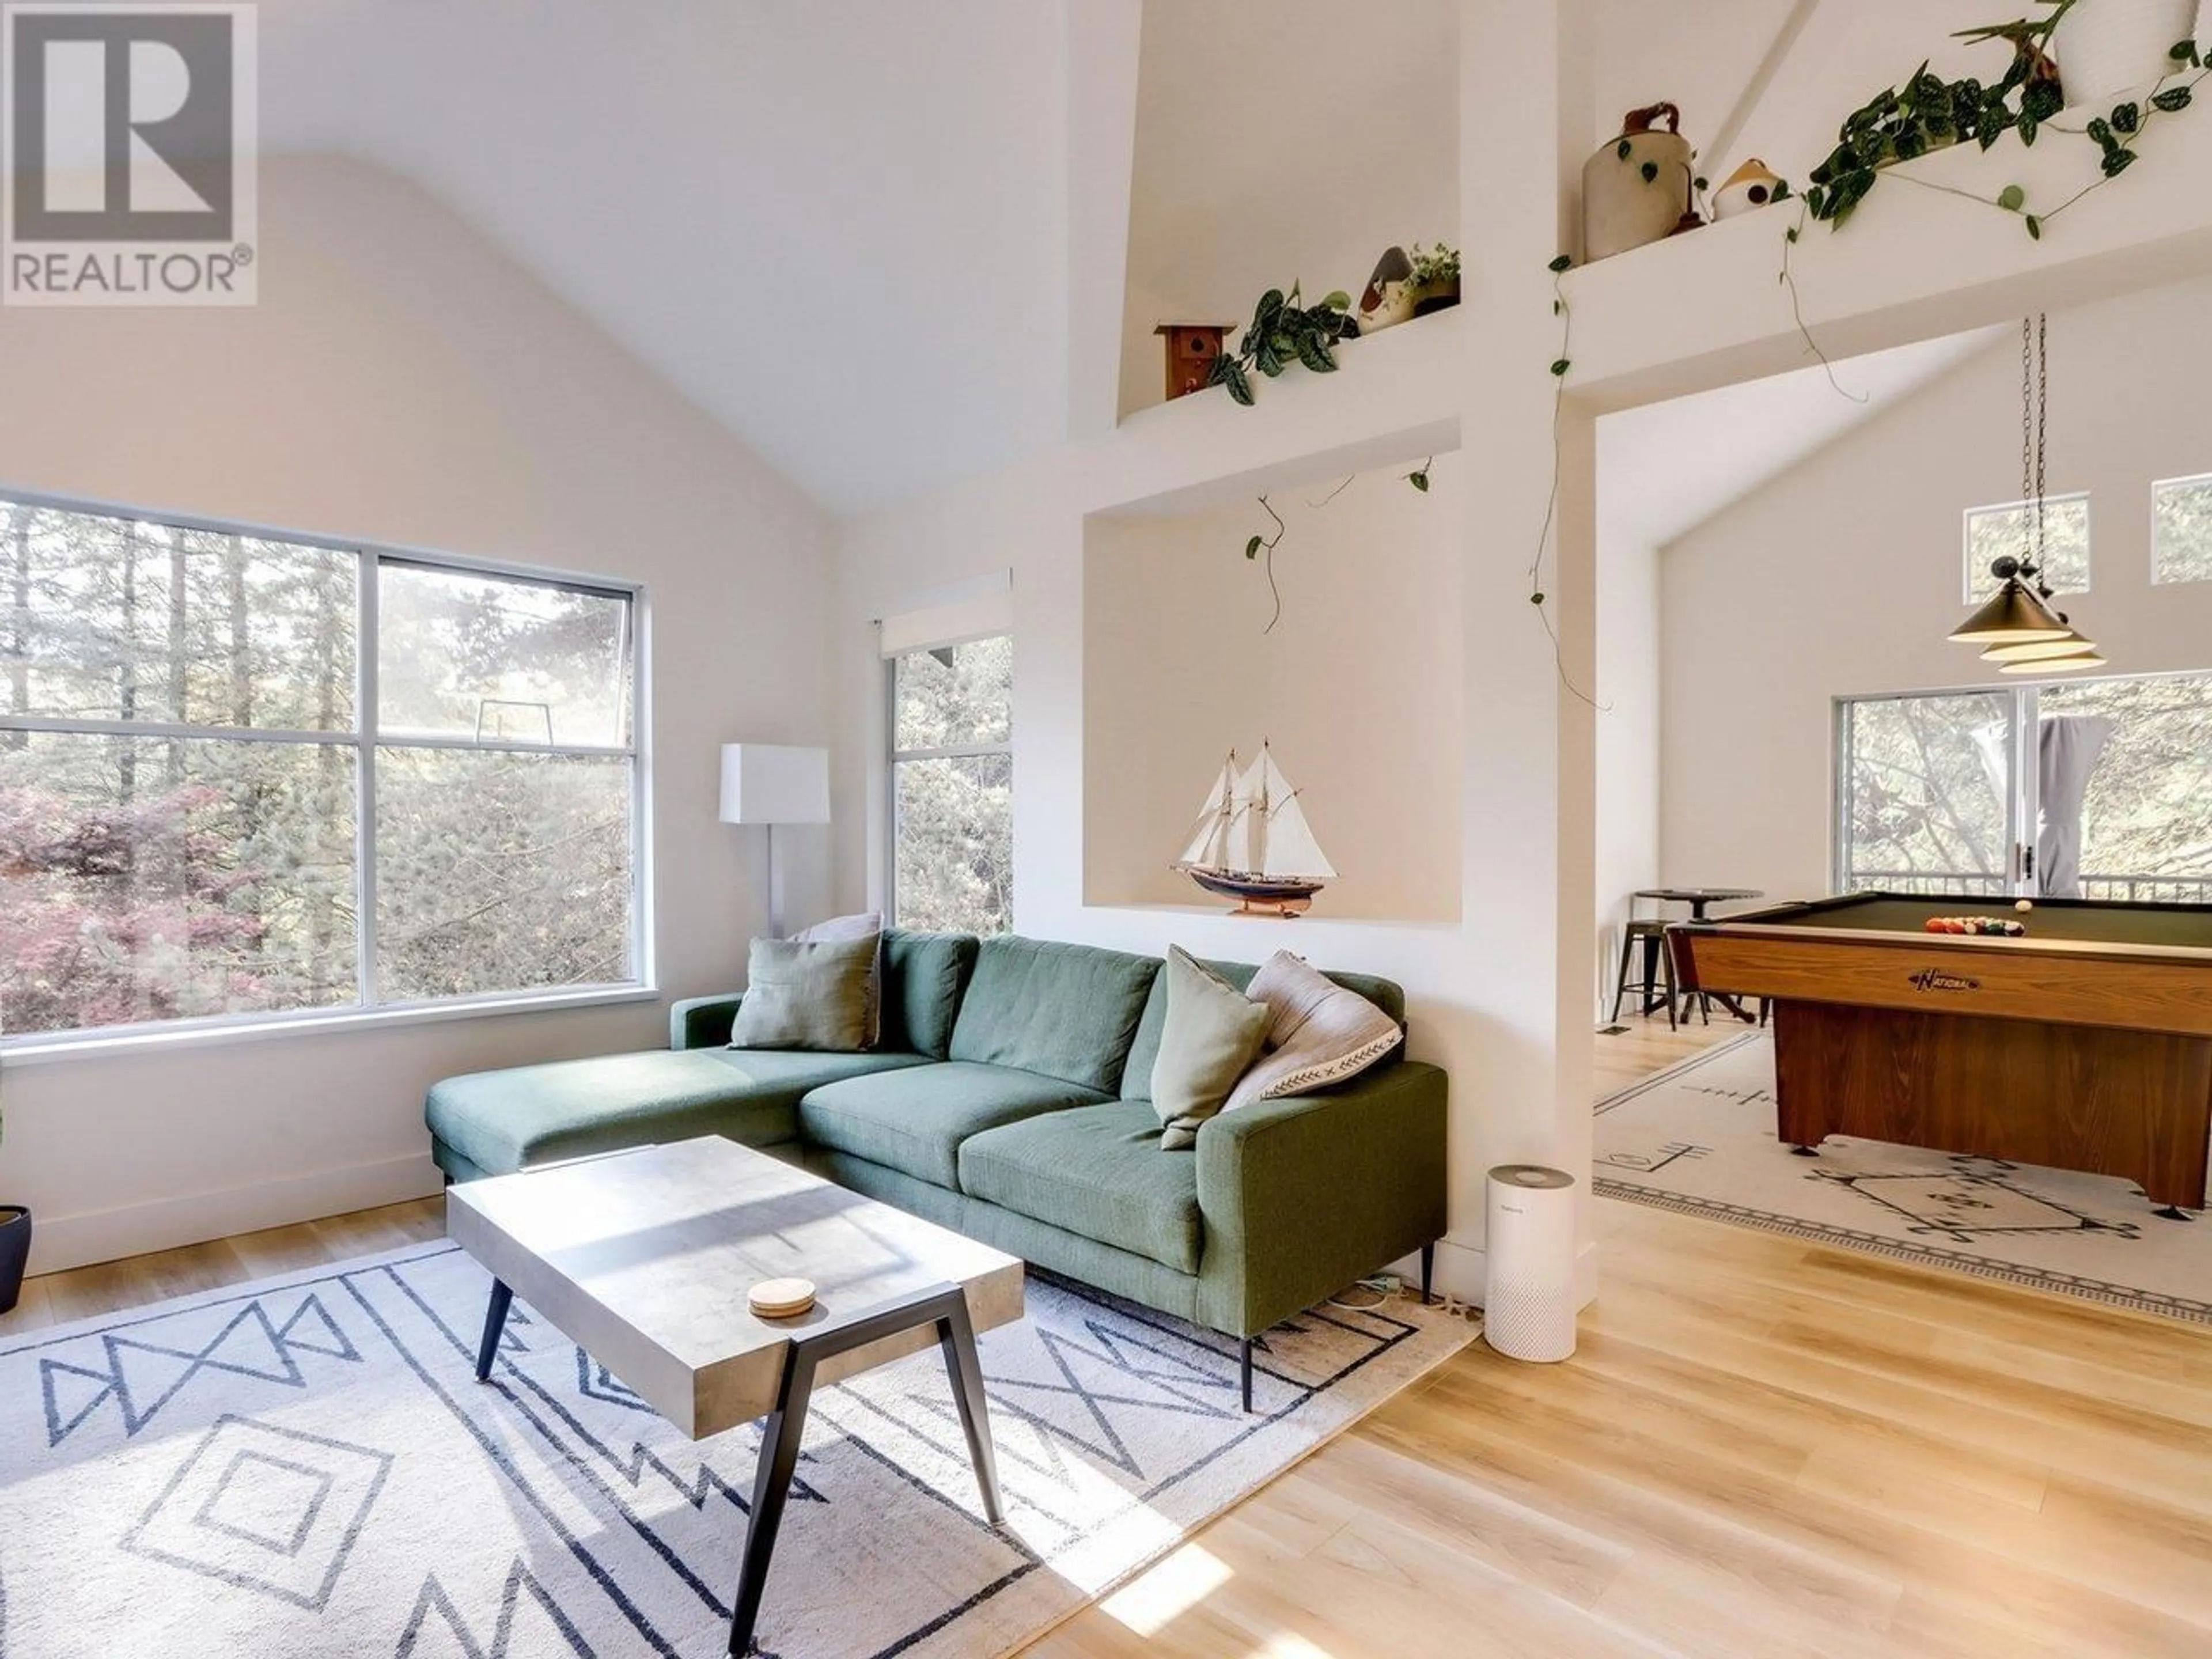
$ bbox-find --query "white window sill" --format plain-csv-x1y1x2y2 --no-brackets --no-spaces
0,985,662,1068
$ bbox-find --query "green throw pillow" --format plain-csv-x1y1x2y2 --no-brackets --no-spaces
729,934,879,1052
1152,946,1271,1150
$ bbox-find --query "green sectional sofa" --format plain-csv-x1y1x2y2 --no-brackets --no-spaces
425,930,1448,1409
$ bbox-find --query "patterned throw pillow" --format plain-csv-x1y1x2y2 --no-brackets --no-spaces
729,933,880,1052
1222,950,1403,1113
1151,947,1272,1150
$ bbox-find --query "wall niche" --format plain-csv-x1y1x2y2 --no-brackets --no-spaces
1082,450,1464,924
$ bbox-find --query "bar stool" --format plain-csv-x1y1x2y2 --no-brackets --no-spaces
1608,914,1679,1029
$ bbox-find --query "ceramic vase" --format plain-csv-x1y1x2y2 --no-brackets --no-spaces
1582,103,1696,262
2051,0,2199,109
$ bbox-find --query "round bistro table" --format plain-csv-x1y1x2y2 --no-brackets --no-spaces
1634,888,1767,1019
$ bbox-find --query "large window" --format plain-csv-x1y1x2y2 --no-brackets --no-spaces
0,494,642,1041
1836,674,2212,903
888,635,1012,934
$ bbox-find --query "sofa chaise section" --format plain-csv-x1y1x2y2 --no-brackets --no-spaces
426,1047,930,1181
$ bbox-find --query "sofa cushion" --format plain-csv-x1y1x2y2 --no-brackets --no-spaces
1122,957,1409,1101
959,1101,1204,1274
798,1060,1108,1191
730,934,880,1052
879,929,979,1060
1151,948,1271,1150
949,936,1159,1093
426,1048,929,1177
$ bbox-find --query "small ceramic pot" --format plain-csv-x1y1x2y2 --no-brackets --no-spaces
1713,158,1786,219
2052,0,2199,109
1411,278,1460,317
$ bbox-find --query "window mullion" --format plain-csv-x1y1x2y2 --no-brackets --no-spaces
357,551,380,1009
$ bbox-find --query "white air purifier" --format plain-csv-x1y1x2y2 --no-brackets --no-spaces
1482,1164,1578,1362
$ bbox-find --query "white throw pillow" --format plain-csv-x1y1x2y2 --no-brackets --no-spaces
1222,950,1403,1113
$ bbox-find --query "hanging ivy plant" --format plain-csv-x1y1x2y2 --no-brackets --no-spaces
1805,20,2205,238
1207,282,1355,406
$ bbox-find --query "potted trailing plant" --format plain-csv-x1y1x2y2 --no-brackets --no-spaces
2043,0,2200,108
1206,282,1356,406
1407,243,1461,315
0,1100,27,1316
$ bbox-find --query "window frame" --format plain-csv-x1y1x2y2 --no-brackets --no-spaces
1961,491,2093,603
1831,667,2212,901
0,485,653,1056
883,634,1013,934
2150,471,2212,586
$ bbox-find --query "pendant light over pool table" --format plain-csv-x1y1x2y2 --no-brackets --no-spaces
1948,315,2103,670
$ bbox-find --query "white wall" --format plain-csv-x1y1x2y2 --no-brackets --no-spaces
1118,0,1459,420
1593,429,1662,1013
1084,453,1464,923
0,157,836,1273
1662,277,2212,900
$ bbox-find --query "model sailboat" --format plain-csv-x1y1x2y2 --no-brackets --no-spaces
1173,743,1337,916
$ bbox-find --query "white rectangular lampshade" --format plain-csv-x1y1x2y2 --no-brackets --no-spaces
718,744,831,825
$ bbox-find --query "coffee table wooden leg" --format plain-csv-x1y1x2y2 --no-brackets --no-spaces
936,1297,1004,1524
728,1351,819,1657
475,1279,514,1382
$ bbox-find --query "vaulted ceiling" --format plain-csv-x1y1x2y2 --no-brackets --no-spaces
243,2,2024,519
257,1,1069,515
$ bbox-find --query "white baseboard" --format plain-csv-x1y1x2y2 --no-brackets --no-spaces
26,1153,445,1278
1412,1234,1601,1312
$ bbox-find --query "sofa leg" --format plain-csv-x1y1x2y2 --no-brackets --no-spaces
1239,1339,1253,1413
1419,1241,1435,1304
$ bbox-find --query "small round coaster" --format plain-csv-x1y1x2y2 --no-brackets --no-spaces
748,1277,816,1319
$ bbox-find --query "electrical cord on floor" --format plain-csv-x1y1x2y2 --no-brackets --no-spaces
1327,1274,1407,1312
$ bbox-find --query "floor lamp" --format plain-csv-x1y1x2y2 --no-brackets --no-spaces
719,744,831,938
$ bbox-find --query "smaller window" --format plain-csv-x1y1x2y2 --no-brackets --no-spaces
888,635,1012,935
2153,474,2212,585
1964,494,2090,602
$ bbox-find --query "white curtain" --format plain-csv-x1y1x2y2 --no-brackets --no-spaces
2036,714,2113,897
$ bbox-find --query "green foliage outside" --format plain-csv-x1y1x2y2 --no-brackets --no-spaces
0,500,635,1037
891,636,1012,936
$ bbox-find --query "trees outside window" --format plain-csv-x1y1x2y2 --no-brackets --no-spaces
0,495,641,1040
2152,474,2212,585
889,635,1012,935
1964,494,2090,600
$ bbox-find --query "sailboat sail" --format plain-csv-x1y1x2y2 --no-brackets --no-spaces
1176,753,1238,869
1253,750,1336,880
1174,744,1334,883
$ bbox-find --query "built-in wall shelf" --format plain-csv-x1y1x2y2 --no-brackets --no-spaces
1565,96,2212,412
1084,306,1464,518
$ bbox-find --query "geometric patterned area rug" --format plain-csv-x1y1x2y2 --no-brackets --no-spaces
1596,1032,2212,1327
0,1242,1470,1658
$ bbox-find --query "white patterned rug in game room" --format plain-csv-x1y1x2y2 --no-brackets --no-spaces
1595,1032,2212,1325
0,1242,1471,1658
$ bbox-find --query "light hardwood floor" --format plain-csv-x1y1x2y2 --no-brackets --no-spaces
8,1017,2208,1658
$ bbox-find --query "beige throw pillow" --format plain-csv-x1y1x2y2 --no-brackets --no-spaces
1223,950,1403,1113
1151,948,1272,1150
794,910,883,1046
729,934,879,1052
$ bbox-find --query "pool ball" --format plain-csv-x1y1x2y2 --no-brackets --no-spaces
2016,899,2033,912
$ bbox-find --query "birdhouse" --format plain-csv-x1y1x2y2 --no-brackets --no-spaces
1154,323,1228,401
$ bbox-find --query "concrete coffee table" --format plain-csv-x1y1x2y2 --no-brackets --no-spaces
446,1136,1024,1656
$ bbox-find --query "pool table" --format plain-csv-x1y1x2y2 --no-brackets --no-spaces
1673,893,2212,1215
